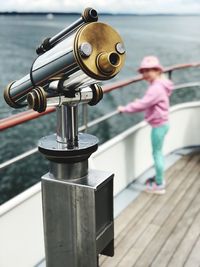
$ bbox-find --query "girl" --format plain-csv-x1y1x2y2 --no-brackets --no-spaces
118,56,174,194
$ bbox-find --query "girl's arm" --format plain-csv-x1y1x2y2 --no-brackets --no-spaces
119,86,162,113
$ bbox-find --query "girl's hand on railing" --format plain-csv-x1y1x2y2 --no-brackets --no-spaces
118,106,125,113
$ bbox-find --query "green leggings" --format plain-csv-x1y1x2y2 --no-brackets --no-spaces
151,124,169,185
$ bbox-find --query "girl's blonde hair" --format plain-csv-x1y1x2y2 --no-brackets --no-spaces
160,73,168,80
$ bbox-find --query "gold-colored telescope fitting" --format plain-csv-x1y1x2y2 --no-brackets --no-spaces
4,81,25,108
27,87,47,113
74,22,126,80
96,52,120,74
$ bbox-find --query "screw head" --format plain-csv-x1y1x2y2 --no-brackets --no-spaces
115,42,126,55
79,42,93,57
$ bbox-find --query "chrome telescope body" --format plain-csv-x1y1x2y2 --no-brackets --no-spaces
4,7,125,110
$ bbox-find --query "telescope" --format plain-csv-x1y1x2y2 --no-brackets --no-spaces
4,7,125,111
3,8,126,267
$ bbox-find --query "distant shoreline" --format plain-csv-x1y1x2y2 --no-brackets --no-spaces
0,12,200,16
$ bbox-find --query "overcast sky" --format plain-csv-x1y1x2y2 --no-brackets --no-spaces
1,0,200,14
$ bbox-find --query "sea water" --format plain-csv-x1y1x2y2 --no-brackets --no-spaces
0,14,200,204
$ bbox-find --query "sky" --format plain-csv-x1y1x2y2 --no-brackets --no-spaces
1,0,200,14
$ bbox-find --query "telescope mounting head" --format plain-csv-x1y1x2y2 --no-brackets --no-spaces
3,7,126,151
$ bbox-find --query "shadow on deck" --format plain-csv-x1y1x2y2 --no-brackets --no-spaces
100,152,200,267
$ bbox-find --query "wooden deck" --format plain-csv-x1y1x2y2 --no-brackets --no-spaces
100,153,200,267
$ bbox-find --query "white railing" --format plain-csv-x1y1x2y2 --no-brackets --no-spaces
1,101,200,267
1,82,200,171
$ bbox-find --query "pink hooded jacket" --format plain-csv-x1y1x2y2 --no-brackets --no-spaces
121,78,174,127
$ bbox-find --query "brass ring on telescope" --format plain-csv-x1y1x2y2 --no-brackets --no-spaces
88,84,103,106
4,81,26,108
27,87,47,113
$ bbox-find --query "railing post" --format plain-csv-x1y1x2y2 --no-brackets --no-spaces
82,103,88,133
168,70,173,80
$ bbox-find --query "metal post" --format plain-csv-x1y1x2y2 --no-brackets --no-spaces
56,105,78,148
56,105,68,143
82,103,88,133
39,103,114,267
66,105,78,148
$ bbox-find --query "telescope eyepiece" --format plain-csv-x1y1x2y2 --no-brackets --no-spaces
97,52,120,74
82,8,98,22
109,53,120,66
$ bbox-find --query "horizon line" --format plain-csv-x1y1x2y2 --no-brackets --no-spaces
0,11,200,16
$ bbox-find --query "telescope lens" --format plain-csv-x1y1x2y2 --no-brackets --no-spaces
109,53,120,66
89,9,98,19
96,52,121,74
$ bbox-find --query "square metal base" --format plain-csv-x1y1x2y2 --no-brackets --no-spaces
42,169,114,267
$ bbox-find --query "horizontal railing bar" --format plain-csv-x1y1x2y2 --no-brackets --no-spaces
1,62,200,132
174,82,200,90
164,62,200,72
0,107,55,131
103,62,200,94
1,81,200,171
0,111,119,170
0,147,38,170
79,110,119,132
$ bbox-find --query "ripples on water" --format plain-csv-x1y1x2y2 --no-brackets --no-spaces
0,14,200,204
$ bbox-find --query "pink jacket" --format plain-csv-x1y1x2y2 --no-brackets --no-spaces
121,78,174,127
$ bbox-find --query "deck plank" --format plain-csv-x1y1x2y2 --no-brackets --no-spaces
151,186,200,267
167,208,200,267
118,156,200,267
184,235,200,267
100,155,198,267
99,153,188,265
114,154,184,238
133,156,200,267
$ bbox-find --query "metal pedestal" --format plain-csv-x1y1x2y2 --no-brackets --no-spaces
39,132,114,267
42,169,114,267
